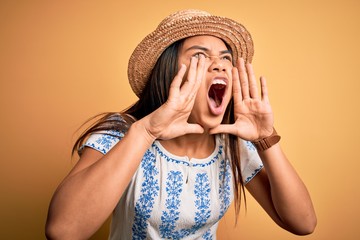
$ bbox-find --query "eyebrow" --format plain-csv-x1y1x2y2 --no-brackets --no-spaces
185,45,231,55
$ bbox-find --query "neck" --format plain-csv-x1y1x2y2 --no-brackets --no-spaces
159,132,216,159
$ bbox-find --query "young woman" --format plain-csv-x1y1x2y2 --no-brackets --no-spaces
46,9,316,240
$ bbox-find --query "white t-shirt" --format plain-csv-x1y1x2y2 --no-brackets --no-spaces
83,130,263,240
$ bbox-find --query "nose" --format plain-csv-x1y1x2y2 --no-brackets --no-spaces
209,57,226,72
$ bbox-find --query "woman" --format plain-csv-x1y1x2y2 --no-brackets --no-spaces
46,9,316,239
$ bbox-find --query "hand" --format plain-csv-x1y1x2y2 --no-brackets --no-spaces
140,55,206,140
209,58,274,141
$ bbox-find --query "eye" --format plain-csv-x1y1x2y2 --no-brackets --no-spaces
193,52,207,59
221,55,233,61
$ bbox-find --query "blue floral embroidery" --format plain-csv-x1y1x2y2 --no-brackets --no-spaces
83,130,124,154
245,165,263,184
132,150,160,239
95,134,117,152
106,129,125,137
159,172,212,239
245,140,257,151
218,159,231,219
154,143,223,167
202,229,212,240
159,171,184,238
193,173,211,228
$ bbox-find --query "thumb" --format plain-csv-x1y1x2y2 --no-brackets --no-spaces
209,124,235,135
184,124,205,135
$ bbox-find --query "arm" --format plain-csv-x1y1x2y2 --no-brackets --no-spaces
45,56,206,239
246,143,317,235
210,58,317,235
45,122,156,240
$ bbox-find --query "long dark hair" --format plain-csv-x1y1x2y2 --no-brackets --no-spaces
72,38,246,219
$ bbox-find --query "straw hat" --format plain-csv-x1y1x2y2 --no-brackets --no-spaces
128,9,254,97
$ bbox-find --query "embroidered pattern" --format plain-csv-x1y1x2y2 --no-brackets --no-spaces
153,143,223,167
202,229,213,240
245,140,257,151
159,171,184,238
159,172,212,239
218,159,231,219
132,150,160,239
245,165,263,184
193,172,211,230
83,130,124,154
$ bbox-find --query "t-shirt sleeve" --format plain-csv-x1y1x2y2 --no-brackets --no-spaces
239,139,263,184
80,130,124,155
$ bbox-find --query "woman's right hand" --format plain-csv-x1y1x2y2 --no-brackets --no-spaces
139,55,206,141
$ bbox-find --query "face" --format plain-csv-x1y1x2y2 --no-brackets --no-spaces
177,35,234,130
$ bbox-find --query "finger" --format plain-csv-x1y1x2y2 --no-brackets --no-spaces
169,64,186,96
232,67,242,102
209,124,236,135
237,58,250,100
196,54,206,81
184,123,204,135
180,57,200,98
260,76,270,103
182,55,205,102
184,56,198,86
191,54,206,94
246,62,259,99
171,64,186,88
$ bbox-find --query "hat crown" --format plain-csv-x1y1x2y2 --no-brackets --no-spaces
157,9,211,29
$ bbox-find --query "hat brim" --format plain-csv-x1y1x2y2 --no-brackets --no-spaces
128,15,254,97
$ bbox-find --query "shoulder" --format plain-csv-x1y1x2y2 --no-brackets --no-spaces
80,129,125,155
79,113,134,155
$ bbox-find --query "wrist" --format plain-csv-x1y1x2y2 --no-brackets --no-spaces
131,120,157,145
252,128,281,152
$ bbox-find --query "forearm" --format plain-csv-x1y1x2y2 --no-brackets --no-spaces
258,143,317,234
46,121,155,239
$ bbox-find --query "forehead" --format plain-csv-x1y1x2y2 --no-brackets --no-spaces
181,35,229,51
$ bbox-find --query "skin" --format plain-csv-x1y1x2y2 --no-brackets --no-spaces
45,35,317,239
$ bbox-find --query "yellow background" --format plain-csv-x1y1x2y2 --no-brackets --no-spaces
1,0,359,239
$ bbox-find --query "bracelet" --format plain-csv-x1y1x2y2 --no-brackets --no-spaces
252,128,281,151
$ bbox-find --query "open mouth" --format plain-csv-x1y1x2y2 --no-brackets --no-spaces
208,79,227,114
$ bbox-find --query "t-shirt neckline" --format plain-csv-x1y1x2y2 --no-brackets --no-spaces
153,135,222,166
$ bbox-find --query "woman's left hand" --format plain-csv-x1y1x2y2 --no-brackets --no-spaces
209,58,274,141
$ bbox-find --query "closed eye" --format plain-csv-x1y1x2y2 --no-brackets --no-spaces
193,52,232,62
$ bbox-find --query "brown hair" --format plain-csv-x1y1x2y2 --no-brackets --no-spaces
72,38,246,220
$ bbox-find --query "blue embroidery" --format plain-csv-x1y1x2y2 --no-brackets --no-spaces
218,159,231,219
159,171,184,239
245,140,257,151
193,173,211,228
159,172,212,239
94,134,117,153
153,143,223,167
245,165,263,184
202,229,213,240
84,130,124,154
132,150,160,239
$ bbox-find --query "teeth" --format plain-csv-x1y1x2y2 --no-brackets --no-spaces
212,79,226,85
